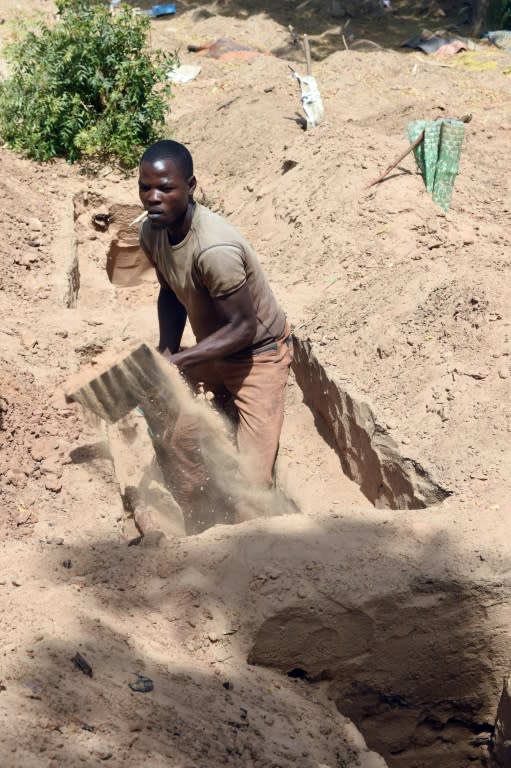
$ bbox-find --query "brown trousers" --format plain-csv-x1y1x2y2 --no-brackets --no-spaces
162,329,293,523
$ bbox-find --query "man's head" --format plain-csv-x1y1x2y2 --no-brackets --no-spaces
140,140,194,178
138,140,197,232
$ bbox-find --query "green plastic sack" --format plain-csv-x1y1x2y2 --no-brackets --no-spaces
407,118,465,211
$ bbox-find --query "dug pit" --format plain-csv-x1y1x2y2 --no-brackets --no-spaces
69,196,490,768
90,199,450,512
248,580,497,768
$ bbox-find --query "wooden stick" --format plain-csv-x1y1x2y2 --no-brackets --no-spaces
217,95,240,111
366,113,472,189
129,210,148,226
365,131,424,189
303,34,312,76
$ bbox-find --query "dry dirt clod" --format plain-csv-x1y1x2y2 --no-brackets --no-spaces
44,476,62,493
29,437,59,462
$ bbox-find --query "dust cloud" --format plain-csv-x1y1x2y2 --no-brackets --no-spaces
109,348,298,536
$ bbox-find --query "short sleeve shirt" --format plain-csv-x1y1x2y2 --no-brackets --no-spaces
140,203,286,347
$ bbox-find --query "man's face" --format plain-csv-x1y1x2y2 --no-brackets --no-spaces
138,158,196,230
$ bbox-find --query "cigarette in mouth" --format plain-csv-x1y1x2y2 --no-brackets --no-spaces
129,211,148,226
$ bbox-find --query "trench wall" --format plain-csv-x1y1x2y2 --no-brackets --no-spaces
292,335,450,509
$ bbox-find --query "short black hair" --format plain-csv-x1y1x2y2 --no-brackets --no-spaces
140,140,194,179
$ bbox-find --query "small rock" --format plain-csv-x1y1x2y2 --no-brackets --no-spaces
498,368,509,379
208,632,219,643
72,651,93,677
28,217,43,232
376,344,392,359
44,476,62,493
128,673,153,693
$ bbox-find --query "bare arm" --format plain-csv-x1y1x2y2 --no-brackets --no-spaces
164,282,257,371
156,270,187,354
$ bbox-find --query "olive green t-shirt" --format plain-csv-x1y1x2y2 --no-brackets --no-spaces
140,203,286,349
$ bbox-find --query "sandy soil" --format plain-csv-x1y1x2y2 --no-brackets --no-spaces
1,0,511,766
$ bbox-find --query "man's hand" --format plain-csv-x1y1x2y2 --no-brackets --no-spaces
159,347,188,375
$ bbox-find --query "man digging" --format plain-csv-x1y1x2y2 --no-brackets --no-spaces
138,140,293,533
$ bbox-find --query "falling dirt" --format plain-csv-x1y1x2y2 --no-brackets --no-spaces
1,0,511,767
65,342,299,535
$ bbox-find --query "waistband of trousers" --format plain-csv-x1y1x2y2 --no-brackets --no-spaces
226,322,291,360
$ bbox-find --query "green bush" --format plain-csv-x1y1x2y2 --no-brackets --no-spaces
0,0,176,168
487,0,511,27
